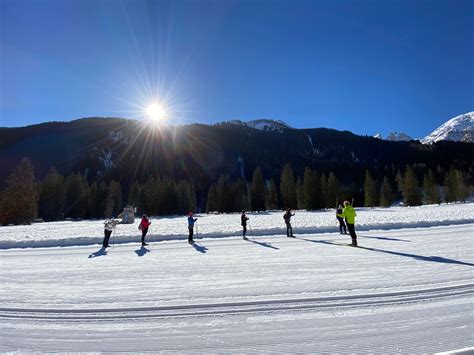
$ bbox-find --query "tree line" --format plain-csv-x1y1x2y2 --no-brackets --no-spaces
0,158,196,225
0,158,471,225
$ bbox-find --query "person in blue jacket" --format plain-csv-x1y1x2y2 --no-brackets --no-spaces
187,212,198,243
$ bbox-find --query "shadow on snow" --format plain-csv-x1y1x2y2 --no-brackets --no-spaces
296,237,474,266
190,242,208,253
88,247,107,258
359,235,411,242
244,238,279,250
135,245,150,257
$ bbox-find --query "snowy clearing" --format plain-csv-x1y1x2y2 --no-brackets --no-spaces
1,202,474,249
0,210,473,352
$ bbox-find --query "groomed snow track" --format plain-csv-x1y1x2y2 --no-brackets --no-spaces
1,283,472,320
1,222,473,352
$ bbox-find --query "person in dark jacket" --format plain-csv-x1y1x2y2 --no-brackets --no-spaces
241,210,249,239
103,219,119,248
283,208,295,238
138,215,151,246
188,212,198,243
336,204,347,234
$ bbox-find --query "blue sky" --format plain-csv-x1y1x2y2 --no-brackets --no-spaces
1,0,472,137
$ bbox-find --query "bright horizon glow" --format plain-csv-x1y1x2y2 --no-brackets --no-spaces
146,103,166,122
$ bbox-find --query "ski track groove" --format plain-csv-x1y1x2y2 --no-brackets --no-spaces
1,283,472,320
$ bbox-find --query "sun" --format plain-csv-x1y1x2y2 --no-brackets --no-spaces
146,103,166,121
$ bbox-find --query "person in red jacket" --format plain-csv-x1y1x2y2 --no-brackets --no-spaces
138,215,151,246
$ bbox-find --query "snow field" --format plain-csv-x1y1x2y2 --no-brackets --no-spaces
0,203,473,352
1,218,473,352
1,202,473,249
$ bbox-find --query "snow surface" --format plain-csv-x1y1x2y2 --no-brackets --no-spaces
0,216,473,352
1,203,474,249
98,148,115,170
422,112,474,144
0,203,474,249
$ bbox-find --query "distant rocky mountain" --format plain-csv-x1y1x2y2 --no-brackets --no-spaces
386,132,413,142
217,119,292,132
372,132,413,141
422,112,474,144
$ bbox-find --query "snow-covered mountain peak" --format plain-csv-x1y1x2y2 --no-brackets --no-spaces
386,132,413,142
218,119,292,132
422,112,474,144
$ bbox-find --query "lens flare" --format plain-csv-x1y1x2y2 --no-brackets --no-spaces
147,103,166,121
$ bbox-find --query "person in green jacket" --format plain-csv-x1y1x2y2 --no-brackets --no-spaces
342,201,357,246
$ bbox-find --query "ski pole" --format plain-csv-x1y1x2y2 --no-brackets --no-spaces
110,225,116,249
149,232,156,250
195,221,199,241
114,225,119,247
248,221,254,240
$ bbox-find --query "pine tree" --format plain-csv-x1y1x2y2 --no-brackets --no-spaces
313,172,323,209
364,171,378,207
379,176,394,207
296,177,304,210
395,170,404,196
280,163,297,209
38,167,64,221
176,179,197,214
104,180,122,218
402,166,422,206
265,179,279,210
233,178,249,212
127,181,142,209
303,167,317,210
444,168,468,203
142,177,160,215
443,169,455,203
177,180,191,214
63,173,90,219
215,175,233,212
160,177,178,214
0,158,38,225
455,170,469,202
250,167,266,211
320,173,328,208
188,179,197,212
422,170,440,205
206,183,218,213
90,181,107,218
327,172,340,209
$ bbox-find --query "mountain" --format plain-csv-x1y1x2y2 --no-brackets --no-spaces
217,119,292,132
373,132,413,141
0,117,473,205
422,112,474,144
385,132,413,142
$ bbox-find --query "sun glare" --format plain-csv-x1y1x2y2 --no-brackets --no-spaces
147,103,166,121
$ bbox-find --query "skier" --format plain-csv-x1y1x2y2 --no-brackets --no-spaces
241,210,249,239
342,201,358,246
336,204,347,234
283,208,295,238
188,212,198,243
138,214,151,246
103,219,119,248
